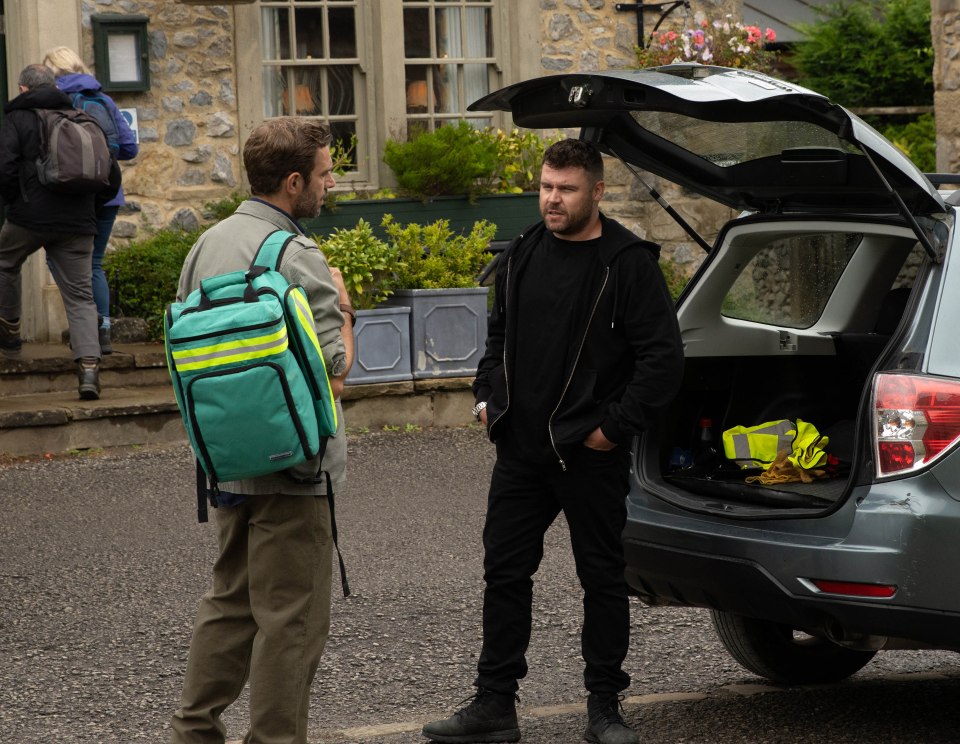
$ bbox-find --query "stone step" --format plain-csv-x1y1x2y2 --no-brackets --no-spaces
0,343,477,457
0,342,168,395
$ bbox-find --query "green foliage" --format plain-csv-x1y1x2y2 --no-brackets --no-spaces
383,121,499,200
474,128,563,194
204,192,246,222
658,259,689,300
315,219,400,310
790,0,933,109
104,228,201,340
878,113,936,173
383,215,497,290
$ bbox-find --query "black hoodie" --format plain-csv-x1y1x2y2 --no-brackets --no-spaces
473,213,684,469
0,85,97,234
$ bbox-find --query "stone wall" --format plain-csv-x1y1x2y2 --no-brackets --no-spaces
537,0,740,275
81,1,243,240
933,1,960,173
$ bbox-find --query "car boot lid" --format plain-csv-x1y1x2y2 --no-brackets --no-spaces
469,65,945,222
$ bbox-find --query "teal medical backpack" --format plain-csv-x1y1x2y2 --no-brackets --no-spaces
164,230,338,522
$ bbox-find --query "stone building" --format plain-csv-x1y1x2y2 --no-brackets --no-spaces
2,0,945,342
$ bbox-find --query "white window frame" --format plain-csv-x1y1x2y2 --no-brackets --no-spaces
235,0,538,192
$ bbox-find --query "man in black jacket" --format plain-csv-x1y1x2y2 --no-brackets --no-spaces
422,140,684,744
0,64,102,398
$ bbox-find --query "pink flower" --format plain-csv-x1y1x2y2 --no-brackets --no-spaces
666,31,678,41
765,28,777,42
745,26,761,44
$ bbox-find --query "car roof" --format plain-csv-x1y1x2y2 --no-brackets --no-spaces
469,65,945,218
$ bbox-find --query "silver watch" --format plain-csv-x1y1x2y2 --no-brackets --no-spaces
471,401,488,420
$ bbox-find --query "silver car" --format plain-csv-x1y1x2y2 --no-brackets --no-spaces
471,65,960,685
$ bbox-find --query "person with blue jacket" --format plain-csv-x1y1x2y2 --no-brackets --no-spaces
42,46,138,354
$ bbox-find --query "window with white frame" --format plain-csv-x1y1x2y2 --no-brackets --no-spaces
257,0,516,187
402,0,497,135
260,0,362,170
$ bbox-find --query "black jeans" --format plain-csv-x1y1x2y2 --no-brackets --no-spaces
474,445,632,696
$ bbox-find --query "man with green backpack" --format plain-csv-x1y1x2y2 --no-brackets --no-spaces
169,117,354,744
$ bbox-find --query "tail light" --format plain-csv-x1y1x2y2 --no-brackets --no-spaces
874,372,960,477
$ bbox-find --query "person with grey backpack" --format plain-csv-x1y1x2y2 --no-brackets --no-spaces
43,46,139,355
0,64,113,399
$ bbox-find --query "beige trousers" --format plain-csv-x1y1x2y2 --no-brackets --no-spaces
171,492,333,744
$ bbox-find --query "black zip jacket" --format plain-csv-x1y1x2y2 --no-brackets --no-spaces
472,214,684,467
0,86,98,234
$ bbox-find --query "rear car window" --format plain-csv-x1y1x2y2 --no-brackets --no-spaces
630,111,860,168
722,232,861,328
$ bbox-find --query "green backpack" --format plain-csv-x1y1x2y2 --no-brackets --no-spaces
164,230,338,521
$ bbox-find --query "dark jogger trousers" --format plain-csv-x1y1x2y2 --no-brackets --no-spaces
474,446,632,696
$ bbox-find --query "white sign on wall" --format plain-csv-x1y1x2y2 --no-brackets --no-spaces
119,108,139,144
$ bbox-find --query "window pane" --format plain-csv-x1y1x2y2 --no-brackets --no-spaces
262,67,287,117
435,7,461,59
723,233,861,328
434,63,458,114
329,7,357,57
631,111,857,168
464,7,492,57
330,121,357,172
406,65,430,113
291,67,322,115
462,63,489,108
294,8,325,59
328,65,355,115
261,7,291,60
404,8,430,57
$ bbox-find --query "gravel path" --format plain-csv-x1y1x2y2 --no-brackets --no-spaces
2,426,959,744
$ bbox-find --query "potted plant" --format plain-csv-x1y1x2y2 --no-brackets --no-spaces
315,219,412,385
304,126,555,245
381,215,498,380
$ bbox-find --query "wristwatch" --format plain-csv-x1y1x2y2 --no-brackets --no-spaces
471,401,488,421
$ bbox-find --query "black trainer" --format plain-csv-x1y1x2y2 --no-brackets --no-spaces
422,687,520,743
0,316,22,359
78,357,101,400
584,693,638,744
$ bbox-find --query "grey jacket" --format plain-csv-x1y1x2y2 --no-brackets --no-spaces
177,199,348,495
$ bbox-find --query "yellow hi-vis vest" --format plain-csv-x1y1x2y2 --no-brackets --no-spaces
722,419,829,470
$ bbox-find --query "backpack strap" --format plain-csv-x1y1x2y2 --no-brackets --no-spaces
323,471,351,598
251,230,298,273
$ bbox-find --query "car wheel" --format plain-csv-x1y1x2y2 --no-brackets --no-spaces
710,610,876,685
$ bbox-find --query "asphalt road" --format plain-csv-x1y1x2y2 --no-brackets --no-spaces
3,426,960,744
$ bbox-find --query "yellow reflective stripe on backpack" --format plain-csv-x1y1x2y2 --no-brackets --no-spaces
290,287,338,431
172,326,289,372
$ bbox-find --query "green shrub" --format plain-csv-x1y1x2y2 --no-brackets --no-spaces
383,121,499,200
383,215,497,290
474,128,563,194
790,0,933,109
104,228,201,340
878,113,936,173
659,259,689,301
315,219,400,310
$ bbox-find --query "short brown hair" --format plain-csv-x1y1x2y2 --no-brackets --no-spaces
543,139,604,182
243,118,333,196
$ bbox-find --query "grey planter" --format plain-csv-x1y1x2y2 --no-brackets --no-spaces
345,306,412,385
387,287,489,379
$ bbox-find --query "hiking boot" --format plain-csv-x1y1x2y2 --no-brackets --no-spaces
584,694,638,744
99,324,113,355
421,687,520,743
0,316,22,359
78,357,101,400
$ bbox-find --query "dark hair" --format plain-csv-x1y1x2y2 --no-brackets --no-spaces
18,64,56,90
542,139,604,182
243,117,333,196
